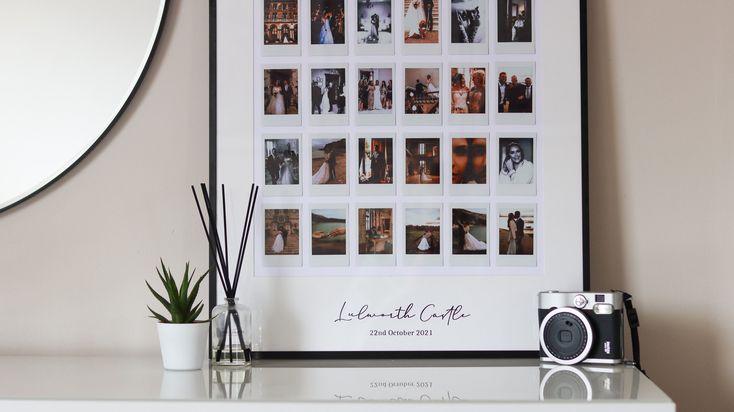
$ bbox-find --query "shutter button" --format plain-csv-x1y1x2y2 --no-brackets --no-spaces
573,294,588,308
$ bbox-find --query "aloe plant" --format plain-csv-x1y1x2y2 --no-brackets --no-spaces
147,259,209,323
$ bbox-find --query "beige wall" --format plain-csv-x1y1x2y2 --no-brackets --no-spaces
588,1,734,411
0,1,209,355
0,0,732,410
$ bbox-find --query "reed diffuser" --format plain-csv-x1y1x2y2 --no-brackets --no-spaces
192,183,258,366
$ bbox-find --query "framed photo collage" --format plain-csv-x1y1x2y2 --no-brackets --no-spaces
214,0,587,355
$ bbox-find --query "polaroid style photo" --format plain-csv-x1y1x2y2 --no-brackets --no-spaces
262,135,302,196
402,0,441,54
309,0,348,55
404,135,442,196
449,0,488,54
448,65,488,125
403,205,442,266
309,65,348,126
263,206,302,267
356,205,395,266
262,66,301,127
497,134,536,196
356,134,395,196
496,62,536,125
355,65,395,126
497,204,537,267
310,134,348,195
449,135,488,196
355,0,394,55
450,205,489,266
310,205,349,266
404,65,441,126
496,0,535,54
262,0,301,56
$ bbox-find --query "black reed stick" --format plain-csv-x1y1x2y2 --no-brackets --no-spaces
237,185,258,281
233,183,255,287
215,311,232,362
233,185,258,291
191,186,227,294
200,183,233,295
221,184,230,276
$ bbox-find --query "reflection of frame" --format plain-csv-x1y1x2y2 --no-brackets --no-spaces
214,0,588,357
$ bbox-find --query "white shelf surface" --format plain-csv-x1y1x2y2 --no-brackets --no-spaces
0,356,674,411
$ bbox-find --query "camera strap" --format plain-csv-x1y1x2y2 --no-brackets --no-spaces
614,290,646,376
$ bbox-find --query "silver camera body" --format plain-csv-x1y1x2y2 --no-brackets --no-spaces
538,291,625,365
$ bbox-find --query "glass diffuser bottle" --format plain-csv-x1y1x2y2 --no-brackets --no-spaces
211,297,252,366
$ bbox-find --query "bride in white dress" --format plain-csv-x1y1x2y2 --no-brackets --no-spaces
312,151,332,184
419,165,429,183
320,81,332,114
271,230,285,253
373,81,383,110
404,0,426,38
266,81,286,115
463,224,487,251
417,231,431,252
278,158,295,185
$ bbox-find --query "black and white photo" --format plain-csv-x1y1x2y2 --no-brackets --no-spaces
498,0,531,43
357,0,392,46
264,138,300,186
310,68,346,115
498,138,533,184
449,0,487,54
496,0,534,53
497,135,536,196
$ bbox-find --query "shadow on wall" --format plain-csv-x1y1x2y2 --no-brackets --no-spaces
587,1,734,411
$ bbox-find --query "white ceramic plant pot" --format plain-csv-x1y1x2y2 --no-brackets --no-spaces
157,322,208,370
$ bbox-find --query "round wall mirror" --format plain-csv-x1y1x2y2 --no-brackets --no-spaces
0,0,168,212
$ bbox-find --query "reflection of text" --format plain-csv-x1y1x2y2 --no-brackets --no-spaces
335,388,462,402
335,301,470,326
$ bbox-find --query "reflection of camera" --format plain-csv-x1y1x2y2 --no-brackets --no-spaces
539,363,628,401
538,291,624,365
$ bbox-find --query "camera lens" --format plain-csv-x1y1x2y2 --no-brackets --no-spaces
539,307,594,365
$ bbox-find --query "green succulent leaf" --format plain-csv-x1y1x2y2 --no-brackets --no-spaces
145,281,172,313
147,259,209,324
147,306,170,323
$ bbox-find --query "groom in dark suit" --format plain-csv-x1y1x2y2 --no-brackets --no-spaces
282,79,293,113
454,221,465,253
327,149,337,182
266,149,280,184
424,0,435,31
514,211,525,254
311,81,322,114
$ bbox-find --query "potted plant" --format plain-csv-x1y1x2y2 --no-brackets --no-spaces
147,259,209,370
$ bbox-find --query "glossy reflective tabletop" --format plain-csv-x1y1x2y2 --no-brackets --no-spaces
0,356,674,411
